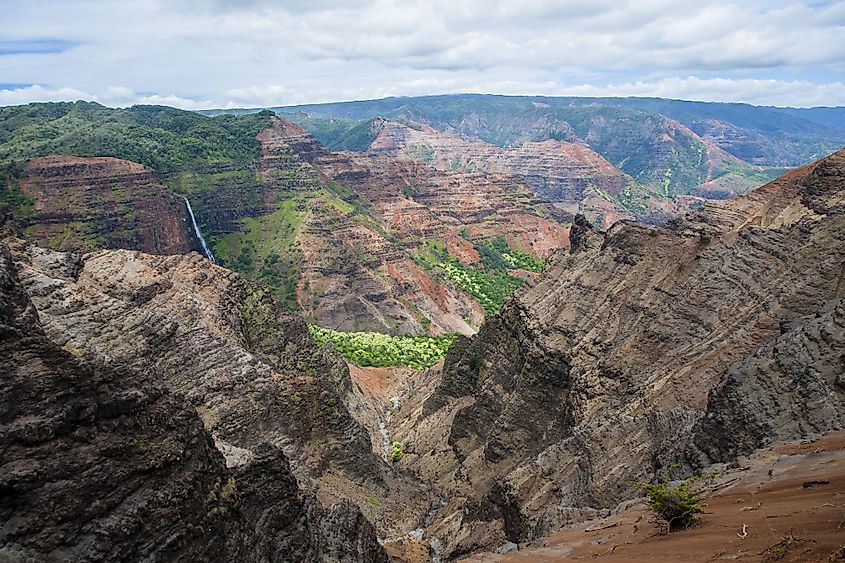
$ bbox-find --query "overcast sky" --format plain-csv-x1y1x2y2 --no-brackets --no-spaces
1,0,844,109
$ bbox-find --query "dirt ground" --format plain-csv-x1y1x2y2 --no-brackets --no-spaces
461,432,845,562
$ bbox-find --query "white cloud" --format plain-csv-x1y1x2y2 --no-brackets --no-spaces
0,0,843,108
0,85,94,105
0,84,216,110
544,77,845,108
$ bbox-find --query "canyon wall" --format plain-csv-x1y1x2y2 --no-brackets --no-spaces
392,149,845,557
20,156,194,254
0,237,389,562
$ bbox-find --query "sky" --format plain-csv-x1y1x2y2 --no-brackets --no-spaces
1,0,844,109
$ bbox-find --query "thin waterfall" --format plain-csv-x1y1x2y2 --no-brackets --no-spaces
183,196,216,264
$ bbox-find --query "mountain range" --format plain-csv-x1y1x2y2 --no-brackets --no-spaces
1,95,844,561
4,96,845,338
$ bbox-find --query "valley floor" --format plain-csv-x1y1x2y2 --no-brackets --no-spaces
460,432,845,563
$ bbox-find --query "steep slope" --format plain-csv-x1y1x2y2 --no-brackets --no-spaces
278,94,845,168
277,94,842,198
0,239,387,562
390,149,845,557
214,117,569,334
1,104,570,338
6,235,433,540
461,433,845,562
366,119,677,228
18,156,193,254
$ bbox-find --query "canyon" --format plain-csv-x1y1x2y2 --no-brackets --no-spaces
381,148,845,557
1,97,844,561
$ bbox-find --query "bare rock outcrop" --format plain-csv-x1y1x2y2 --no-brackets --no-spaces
0,243,388,562
367,120,681,229
249,117,570,335
399,149,845,556
4,231,433,542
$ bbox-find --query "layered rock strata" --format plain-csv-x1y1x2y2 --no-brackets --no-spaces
4,232,434,543
393,149,845,557
19,156,193,254
0,240,388,562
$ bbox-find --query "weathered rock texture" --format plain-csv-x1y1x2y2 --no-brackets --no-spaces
393,149,845,557
366,120,683,229
19,156,193,254
0,240,388,562
230,117,570,335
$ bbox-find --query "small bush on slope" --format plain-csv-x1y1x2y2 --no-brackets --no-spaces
635,465,712,530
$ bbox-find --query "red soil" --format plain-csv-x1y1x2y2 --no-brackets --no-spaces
462,432,845,562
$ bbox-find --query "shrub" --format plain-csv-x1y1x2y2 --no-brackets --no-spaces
309,325,457,369
635,465,710,530
390,441,403,463
412,239,534,315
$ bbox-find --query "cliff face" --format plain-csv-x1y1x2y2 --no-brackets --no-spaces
5,233,433,542
395,149,845,556
0,241,387,562
19,156,193,254
213,117,570,334
5,116,566,335
365,120,696,230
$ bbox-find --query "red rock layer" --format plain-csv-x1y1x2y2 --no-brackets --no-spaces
20,156,192,254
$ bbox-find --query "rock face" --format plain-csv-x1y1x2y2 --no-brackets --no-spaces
0,240,388,562
395,149,845,556
367,120,666,229
214,117,570,335
281,93,843,190
19,156,194,254
4,115,572,335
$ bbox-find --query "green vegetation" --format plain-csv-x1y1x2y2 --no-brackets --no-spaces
475,235,544,272
0,102,273,173
390,441,404,463
279,94,845,196
212,175,391,309
215,199,306,310
279,113,379,152
712,160,788,191
635,464,712,530
0,102,274,251
309,325,458,369
415,238,543,315
0,163,34,220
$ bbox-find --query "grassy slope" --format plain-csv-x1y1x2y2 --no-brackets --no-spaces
414,237,543,316
280,113,380,152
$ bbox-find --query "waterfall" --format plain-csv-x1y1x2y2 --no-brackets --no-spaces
183,196,216,264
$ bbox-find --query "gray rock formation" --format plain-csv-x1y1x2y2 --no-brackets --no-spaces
398,148,845,556
0,242,388,562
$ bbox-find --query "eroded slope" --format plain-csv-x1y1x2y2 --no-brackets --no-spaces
19,156,193,254
5,235,434,541
391,149,845,557
0,241,388,562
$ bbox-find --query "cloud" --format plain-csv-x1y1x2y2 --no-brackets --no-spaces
218,76,845,108
179,0,845,72
0,84,94,105
0,84,215,109
3,75,844,110
546,77,845,108
0,38,78,56
0,0,843,108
